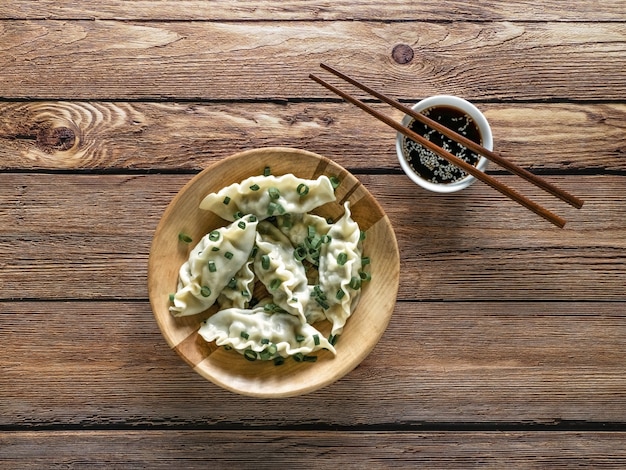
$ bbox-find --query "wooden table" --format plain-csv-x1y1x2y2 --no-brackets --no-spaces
1,2,625,467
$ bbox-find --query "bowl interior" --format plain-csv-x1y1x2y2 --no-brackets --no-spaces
148,147,400,397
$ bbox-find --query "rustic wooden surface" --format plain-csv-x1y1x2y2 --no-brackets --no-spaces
1,1,626,467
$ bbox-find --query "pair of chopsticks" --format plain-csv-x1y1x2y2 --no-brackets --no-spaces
309,63,584,228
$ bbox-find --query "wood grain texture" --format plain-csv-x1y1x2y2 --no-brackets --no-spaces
1,174,623,301
0,21,624,100
2,1,626,21
2,430,626,469
1,101,624,172
2,301,625,426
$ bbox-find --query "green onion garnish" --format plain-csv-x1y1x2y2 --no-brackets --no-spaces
274,356,285,366
211,246,220,252
178,232,192,243
349,276,362,290
238,221,246,230
295,334,305,343
200,286,211,297
260,338,270,345
259,350,272,361
249,215,257,222
268,187,280,200
250,246,258,258
249,184,260,191
315,297,330,310
307,225,316,238
330,176,341,189
321,235,331,244
233,211,243,220
294,246,307,262
267,343,278,355
209,230,220,242
240,331,249,340
168,293,175,302
313,334,320,346
223,345,232,351
329,334,339,346
359,271,372,282
264,303,277,312
297,183,309,196
223,196,231,205
303,355,317,363
261,255,270,270
224,251,234,260
241,291,250,298
269,278,282,291
293,353,304,362
337,252,348,266
281,214,292,228
336,289,345,300
244,349,257,361
263,166,271,177
361,257,370,266
227,277,237,289
360,230,367,241
208,261,217,272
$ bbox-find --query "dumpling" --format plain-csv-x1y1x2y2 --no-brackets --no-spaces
199,173,336,221
198,306,336,359
169,214,258,317
253,221,310,324
276,212,332,266
216,259,255,310
317,202,363,335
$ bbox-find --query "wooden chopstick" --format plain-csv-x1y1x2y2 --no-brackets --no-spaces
319,63,584,210
309,72,568,228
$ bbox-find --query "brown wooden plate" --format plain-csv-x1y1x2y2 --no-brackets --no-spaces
148,147,400,397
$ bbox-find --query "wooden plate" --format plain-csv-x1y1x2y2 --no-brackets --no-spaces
148,147,400,397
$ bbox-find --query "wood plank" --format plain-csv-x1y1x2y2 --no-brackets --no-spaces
1,301,625,426
2,430,626,468
0,174,624,301
2,1,625,21
1,21,624,100
1,101,624,172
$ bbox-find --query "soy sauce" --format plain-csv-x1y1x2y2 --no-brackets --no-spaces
402,106,482,184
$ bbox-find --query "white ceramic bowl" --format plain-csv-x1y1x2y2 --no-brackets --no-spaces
395,95,492,193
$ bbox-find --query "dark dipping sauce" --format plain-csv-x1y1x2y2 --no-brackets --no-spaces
402,106,482,184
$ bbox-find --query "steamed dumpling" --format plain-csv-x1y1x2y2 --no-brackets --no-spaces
199,173,336,221
317,202,363,335
169,215,258,317
198,306,336,359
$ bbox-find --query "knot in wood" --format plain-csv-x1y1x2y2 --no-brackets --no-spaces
392,44,414,65
37,126,76,152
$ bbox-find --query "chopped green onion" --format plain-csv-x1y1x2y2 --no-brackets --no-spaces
295,334,305,343
274,356,285,366
224,251,234,260
223,196,231,205
268,187,280,200
200,286,211,297
178,232,192,243
313,334,320,346
211,246,220,252
315,297,330,310
227,277,237,289
263,166,271,177
208,261,217,272
264,303,277,312
244,349,257,361
269,278,282,291
330,176,341,189
241,291,250,298
261,254,270,270
337,252,348,266
223,345,232,351
293,353,304,362
361,256,371,266
240,331,249,340
249,184,260,191
260,338,270,345
307,225,316,238
336,289,345,300
267,343,277,355
209,230,220,242
233,211,243,220
259,350,272,361
303,355,317,363
168,293,175,302
349,276,362,290
329,334,339,346
321,235,331,244
250,246,258,258
297,183,309,196
360,230,367,241
238,221,246,230
359,271,372,282
248,215,258,222
281,214,293,228
294,246,307,262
